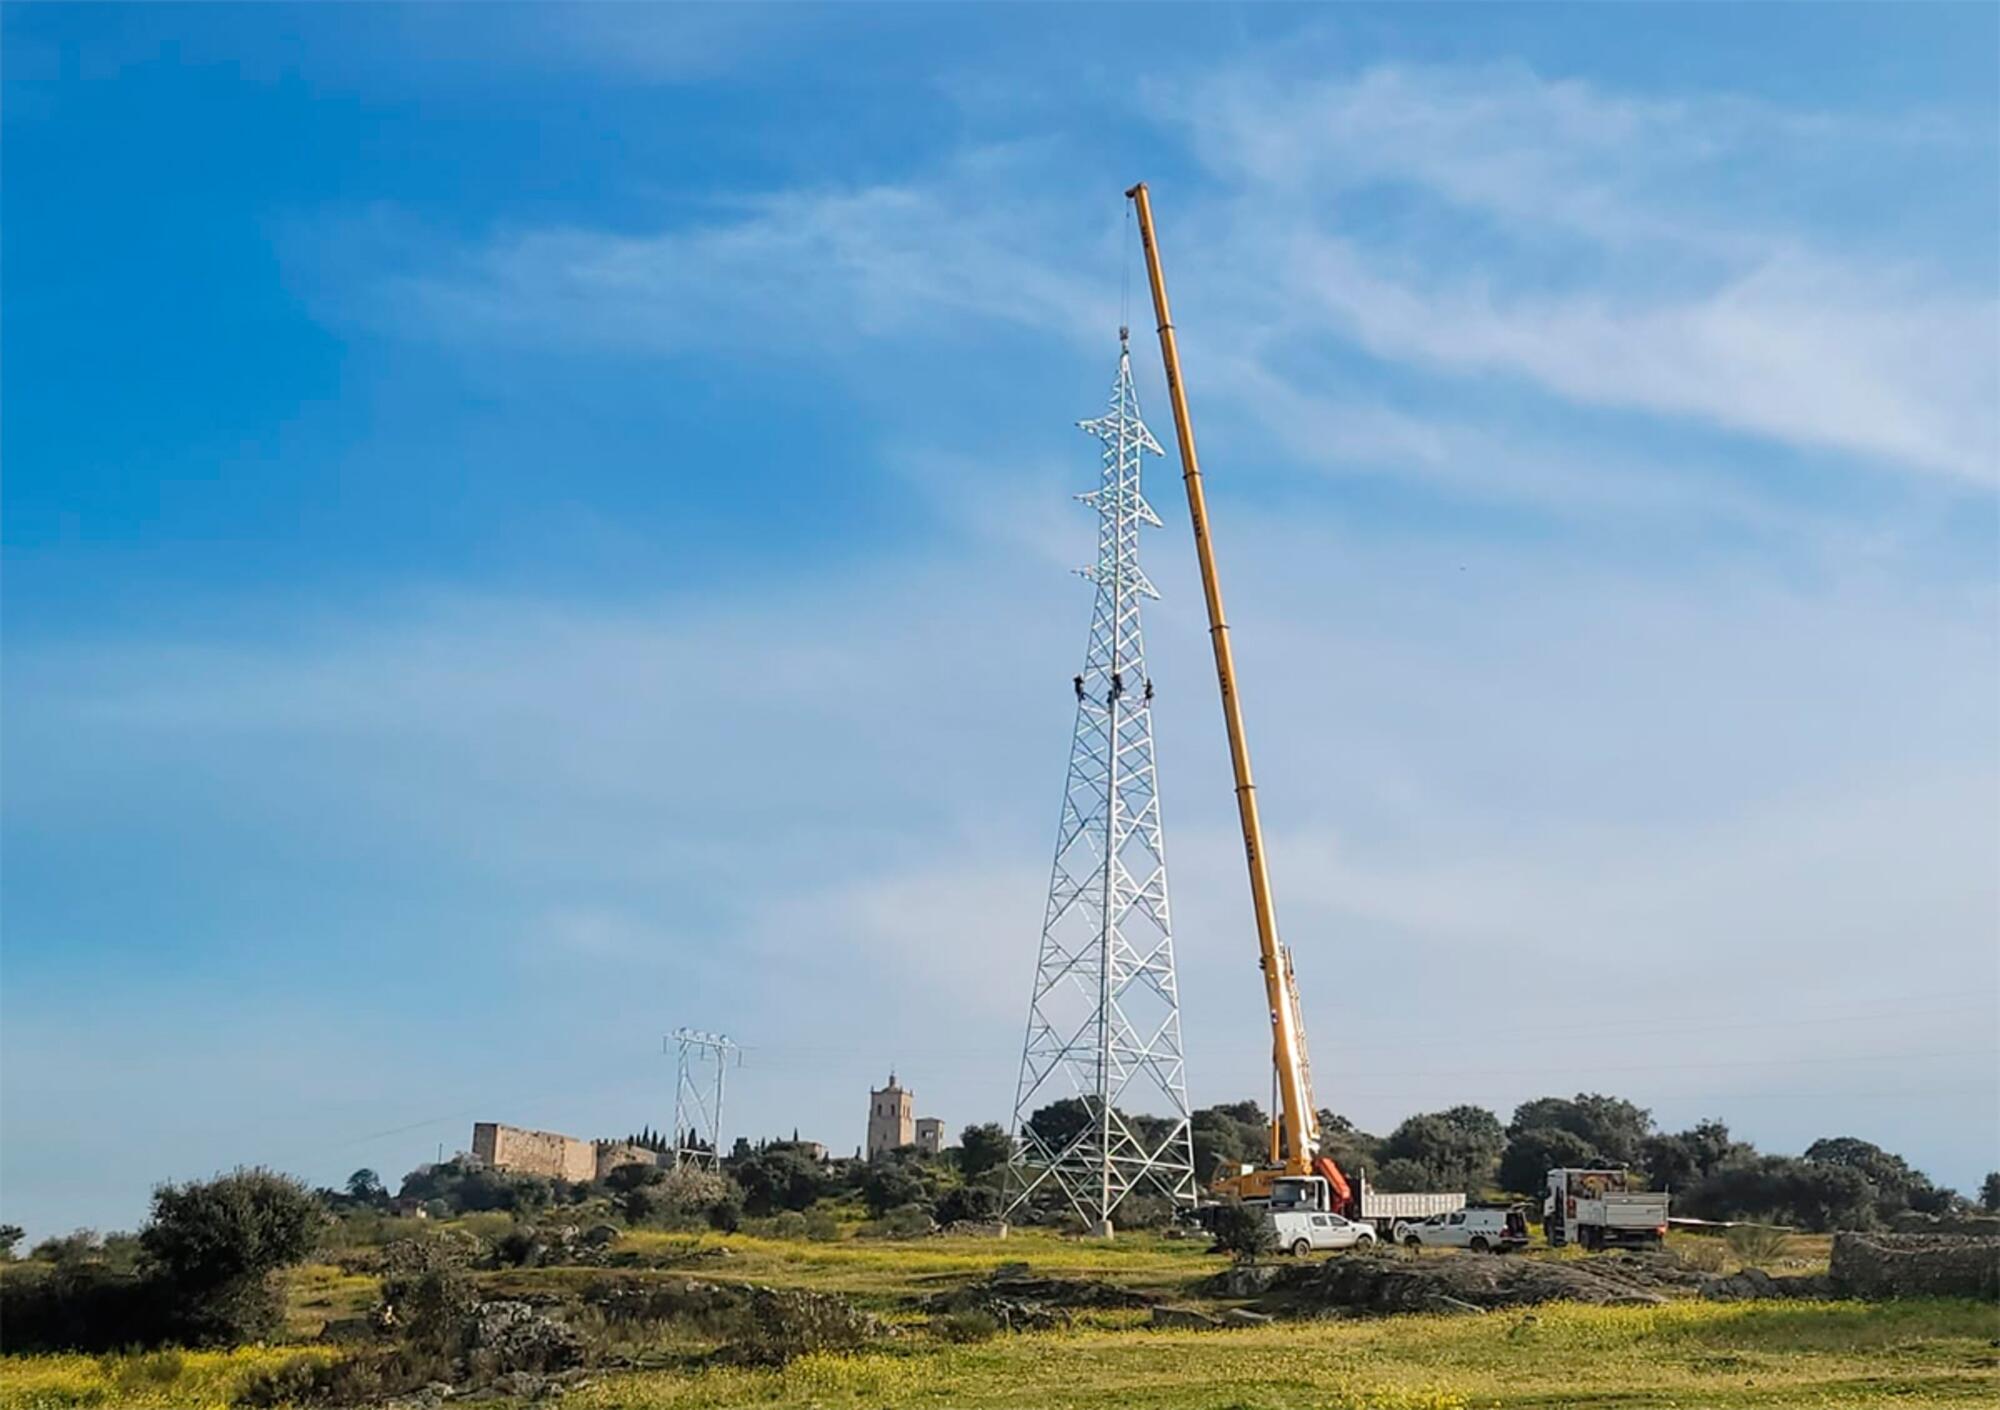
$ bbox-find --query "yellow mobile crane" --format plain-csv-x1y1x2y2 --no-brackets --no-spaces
1126,183,1353,1214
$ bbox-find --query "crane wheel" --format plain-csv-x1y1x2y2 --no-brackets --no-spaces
1289,1238,1311,1258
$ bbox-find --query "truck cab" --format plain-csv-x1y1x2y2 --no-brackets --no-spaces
1267,1175,1334,1212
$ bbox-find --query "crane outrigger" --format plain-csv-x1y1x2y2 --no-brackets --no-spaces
1125,183,1353,1214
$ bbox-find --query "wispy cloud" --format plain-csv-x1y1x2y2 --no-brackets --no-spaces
1177,62,1997,485
367,153,1109,357
345,59,1996,496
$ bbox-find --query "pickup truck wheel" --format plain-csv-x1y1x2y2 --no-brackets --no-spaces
1289,1238,1311,1258
1355,1233,1374,1248
1404,1235,1422,1249
1469,1236,1491,1253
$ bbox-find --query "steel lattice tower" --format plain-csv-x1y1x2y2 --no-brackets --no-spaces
1006,331,1196,1232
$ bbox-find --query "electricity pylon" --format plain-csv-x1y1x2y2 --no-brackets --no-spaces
1006,331,1196,1233
667,1028,735,1170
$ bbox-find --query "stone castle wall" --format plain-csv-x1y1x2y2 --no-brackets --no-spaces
471,1122,597,1184
594,1141,662,1181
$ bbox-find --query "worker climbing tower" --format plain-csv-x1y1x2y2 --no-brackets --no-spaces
1006,331,1197,1232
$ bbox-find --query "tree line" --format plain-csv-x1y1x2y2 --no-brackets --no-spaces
1192,1091,1975,1232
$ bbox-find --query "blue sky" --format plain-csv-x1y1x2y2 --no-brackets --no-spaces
3,3,1995,1238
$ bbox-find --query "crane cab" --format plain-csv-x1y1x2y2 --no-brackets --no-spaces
1268,1175,1335,1213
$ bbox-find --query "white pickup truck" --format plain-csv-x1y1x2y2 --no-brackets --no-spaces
1543,1168,1669,1250
1394,1207,1530,1252
1268,1208,1377,1257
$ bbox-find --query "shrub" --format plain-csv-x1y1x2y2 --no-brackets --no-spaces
1207,1201,1274,1264
1725,1223,1791,1266
384,1264,478,1356
714,1287,878,1367
803,1209,841,1242
1674,1237,1729,1273
0,1263,175,1351
767,1211,809,1240
237,1349,451,1408
936,1183,1003,1226
860,1203,934,1240
1113,1195,1175,1230
102,1349,185,1395
623,1166,734,1231
732,1149,830,1216
707,1192,744,1233
933,1309,1000,1343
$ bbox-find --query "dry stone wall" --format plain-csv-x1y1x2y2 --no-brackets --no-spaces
1831,1232,2000,1300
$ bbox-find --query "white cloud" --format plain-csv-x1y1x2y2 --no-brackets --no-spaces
346,60,1996,493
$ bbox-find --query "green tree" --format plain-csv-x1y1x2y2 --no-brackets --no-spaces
1497,1127,1602,1196
1803,1136,1942,1220
1644,1119,1742,1191
1680,1155,1875,1231
1191,1101,1270,1182
1373,1158,1434,1192
141,1168,322,1344
1979,1172,2000,1213
1026,1098,1093,1153
862,1160,929,1218
1377,1106,1504,1193
958,1123,1012,1179
0,1223,22,1260
1317,1110,1382,1178
1508,1094,1651,1165
733,1149,827,1216
344,1168,386,1204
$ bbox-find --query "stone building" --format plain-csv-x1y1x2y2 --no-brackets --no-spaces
865,1074,944,1159
472,1122,660,1183
867,1075,913,1158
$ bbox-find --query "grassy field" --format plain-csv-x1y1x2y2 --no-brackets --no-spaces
1,1226,1988,1409
0,1347,338,1410
563,1299,2000,1410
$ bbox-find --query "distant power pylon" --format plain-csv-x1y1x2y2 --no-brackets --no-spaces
667,1027,737,1170
1006,330,1197,1233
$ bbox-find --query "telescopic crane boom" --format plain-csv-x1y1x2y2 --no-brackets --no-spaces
1125,183,1350,1210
